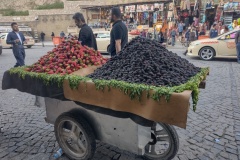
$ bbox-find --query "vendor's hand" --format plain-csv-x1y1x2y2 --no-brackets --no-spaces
15,39,20,43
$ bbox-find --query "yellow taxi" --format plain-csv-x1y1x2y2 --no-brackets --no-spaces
187,29,239,60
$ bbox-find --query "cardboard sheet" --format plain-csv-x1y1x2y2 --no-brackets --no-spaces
63,68,191,129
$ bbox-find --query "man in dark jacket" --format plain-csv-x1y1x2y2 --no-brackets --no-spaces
6,22,26,67
209,24,218,38
40,31,45,47
73,12,97,50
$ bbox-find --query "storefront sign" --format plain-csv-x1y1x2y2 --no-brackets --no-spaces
224,2,240,11
137,4,154,12
153,3,164,11
169,3,174,11
125,5,135,12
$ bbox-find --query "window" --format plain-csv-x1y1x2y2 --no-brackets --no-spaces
225,32,237,39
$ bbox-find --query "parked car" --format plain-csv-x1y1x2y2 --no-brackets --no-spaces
187,29,239,60
0,32,35,48
94,31,111,53
94,31,137,53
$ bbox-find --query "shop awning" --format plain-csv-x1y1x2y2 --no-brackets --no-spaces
82,0,172,9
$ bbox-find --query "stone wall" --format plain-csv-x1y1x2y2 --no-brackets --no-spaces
0,0,57,10
32,14,77,41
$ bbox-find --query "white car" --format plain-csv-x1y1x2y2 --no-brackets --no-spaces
94,31,110,53
94,31,137,53
187,29,239,60
0,32,35,48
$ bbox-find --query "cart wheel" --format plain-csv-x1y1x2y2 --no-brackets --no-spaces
144,123,179,160
54,113,96,160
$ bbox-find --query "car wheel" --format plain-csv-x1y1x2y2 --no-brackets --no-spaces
27,46,32,48
199,47,215,61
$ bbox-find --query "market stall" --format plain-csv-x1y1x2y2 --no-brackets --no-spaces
2,37,209,160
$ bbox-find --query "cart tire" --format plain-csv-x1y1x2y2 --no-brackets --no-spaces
144,123,179,160
54,113,96,160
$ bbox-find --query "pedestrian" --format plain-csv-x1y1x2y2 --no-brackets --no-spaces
170,27,177,46
51,32,55,40
178,21,184,38
224,26,229,34
235,30,240,63
6,22,27,67
158,31,164,44
73,12,97,50
190,28,196,41
67,33,73,39
141,29,147,38
60,31,65,39
199,28,205,36
185,27,191,43
209,24,218,38
235,31,240,64
40,31,45,47
109,7,128,57
195,27,199,40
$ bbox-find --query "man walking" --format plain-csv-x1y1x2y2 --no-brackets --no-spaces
235,30,240,63
209,24,218,38
178,21,184,38
51,32,55,40
109,7,128,57
40,31,45,47
170,27,177,46
6,22,26,67
73,12,97,50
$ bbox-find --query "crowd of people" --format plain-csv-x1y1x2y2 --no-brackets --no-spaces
152,20,237,47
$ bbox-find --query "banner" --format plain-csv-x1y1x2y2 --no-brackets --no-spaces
224,2,240,11
125,5,135,12
137,4,154,12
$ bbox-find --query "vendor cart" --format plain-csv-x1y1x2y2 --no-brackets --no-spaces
43,97,179,160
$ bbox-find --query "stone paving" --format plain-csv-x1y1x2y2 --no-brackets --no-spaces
0,46,240,160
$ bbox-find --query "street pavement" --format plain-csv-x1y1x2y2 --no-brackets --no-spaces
0,44,240,160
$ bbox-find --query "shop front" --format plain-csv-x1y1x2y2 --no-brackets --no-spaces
168,0,203,31
223,1,240,26
85,0,172,30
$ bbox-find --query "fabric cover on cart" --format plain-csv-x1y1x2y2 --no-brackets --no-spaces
2,71,65,100
1,70,153,127
63,69,191,129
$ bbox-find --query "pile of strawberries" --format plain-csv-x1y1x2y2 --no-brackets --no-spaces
25,38,107,75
